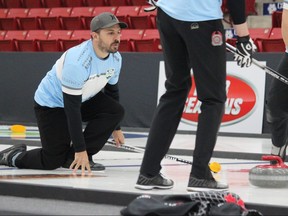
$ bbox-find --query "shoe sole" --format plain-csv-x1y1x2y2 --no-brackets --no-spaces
0,144,27,154
187,187,229,192
135,184,173,190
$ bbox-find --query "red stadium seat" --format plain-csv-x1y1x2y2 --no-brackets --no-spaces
129,0,150,5
115,6,140,28
4,30,28,39
106,0,129,6
0,30,27,51
61,30,90,51
248,28,271,40
42,0,63,7
0,39,16,51
2,0,22,8
226,38,237,47
37,30,73,51
22,0,43,8
0,9,9,18
7,8,29,17
129,5,156,29
61,38,83,51
269,27,282,39
70,30,90,40
221,0,229,14
0,30,6,39
39,7,72,30
92,6,118,15
0,8,29,30
18,8,50,30
255,38,285,52
119,29,144,51
84,0,107,6
272,11,282,28
245,0,257,15
61,7,94,30
62,0,85,7
47,30,73,40
133,29,161,52
17,30,49,51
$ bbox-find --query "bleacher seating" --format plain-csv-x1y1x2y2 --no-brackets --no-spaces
0,29,27,51
106,0,129,6
0,30,6,39
0,8,9,18
2,0,22,8
17,29,49,51
115,6,140,28
0,1,285,52
129,0,149,6
84,0,106,7
269,27,282,39
39,7,72,30
272,11,282,28
249,28,271,39
61,7,94,30
22,0,43,8
41,0,63,8
133,29,161,52
0,8,29,30
119,28,144,51
129,5,156,29
62,0,85,7
255,38,285,52
18,8,50,30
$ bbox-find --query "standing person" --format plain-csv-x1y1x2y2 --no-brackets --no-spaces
266,1,288,163
0,12,127,175
135,0,254,191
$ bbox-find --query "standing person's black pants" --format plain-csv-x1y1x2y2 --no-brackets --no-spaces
140,9,227,179
266,53,288,158
15,92,124,170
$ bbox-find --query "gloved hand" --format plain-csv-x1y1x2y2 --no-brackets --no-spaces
234,35,256,67
144,0,157,12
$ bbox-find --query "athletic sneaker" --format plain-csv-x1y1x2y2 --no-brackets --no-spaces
187,176,228,192
62,159,105,171
0,144,27,167
135,173,174,190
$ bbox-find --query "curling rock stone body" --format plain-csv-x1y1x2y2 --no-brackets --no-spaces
249,166,288,188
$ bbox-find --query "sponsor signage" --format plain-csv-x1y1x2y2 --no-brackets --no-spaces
263,2,283,15
157,61,266,134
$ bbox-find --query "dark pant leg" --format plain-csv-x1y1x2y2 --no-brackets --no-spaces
16,103,71,170
183,20,227,179
266,53,288,149
140,9,192,176
66,92,125,159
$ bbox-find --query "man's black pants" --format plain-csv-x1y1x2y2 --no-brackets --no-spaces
16,92,124,170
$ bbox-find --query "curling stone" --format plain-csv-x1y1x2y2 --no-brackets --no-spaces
249,155,288,188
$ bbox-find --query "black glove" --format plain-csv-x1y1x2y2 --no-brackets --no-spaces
235,35,254,68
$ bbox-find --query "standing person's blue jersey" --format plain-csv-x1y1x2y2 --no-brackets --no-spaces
156,0,223,21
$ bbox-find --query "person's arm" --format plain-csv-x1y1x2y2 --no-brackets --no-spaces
104,83,124,146
63,92,91,175
282,4,288,47
104,83,121,130
227,0,255,67
63,93,86,152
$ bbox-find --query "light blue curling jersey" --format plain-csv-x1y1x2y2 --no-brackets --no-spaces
34,40,122,108
156,0,223,21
